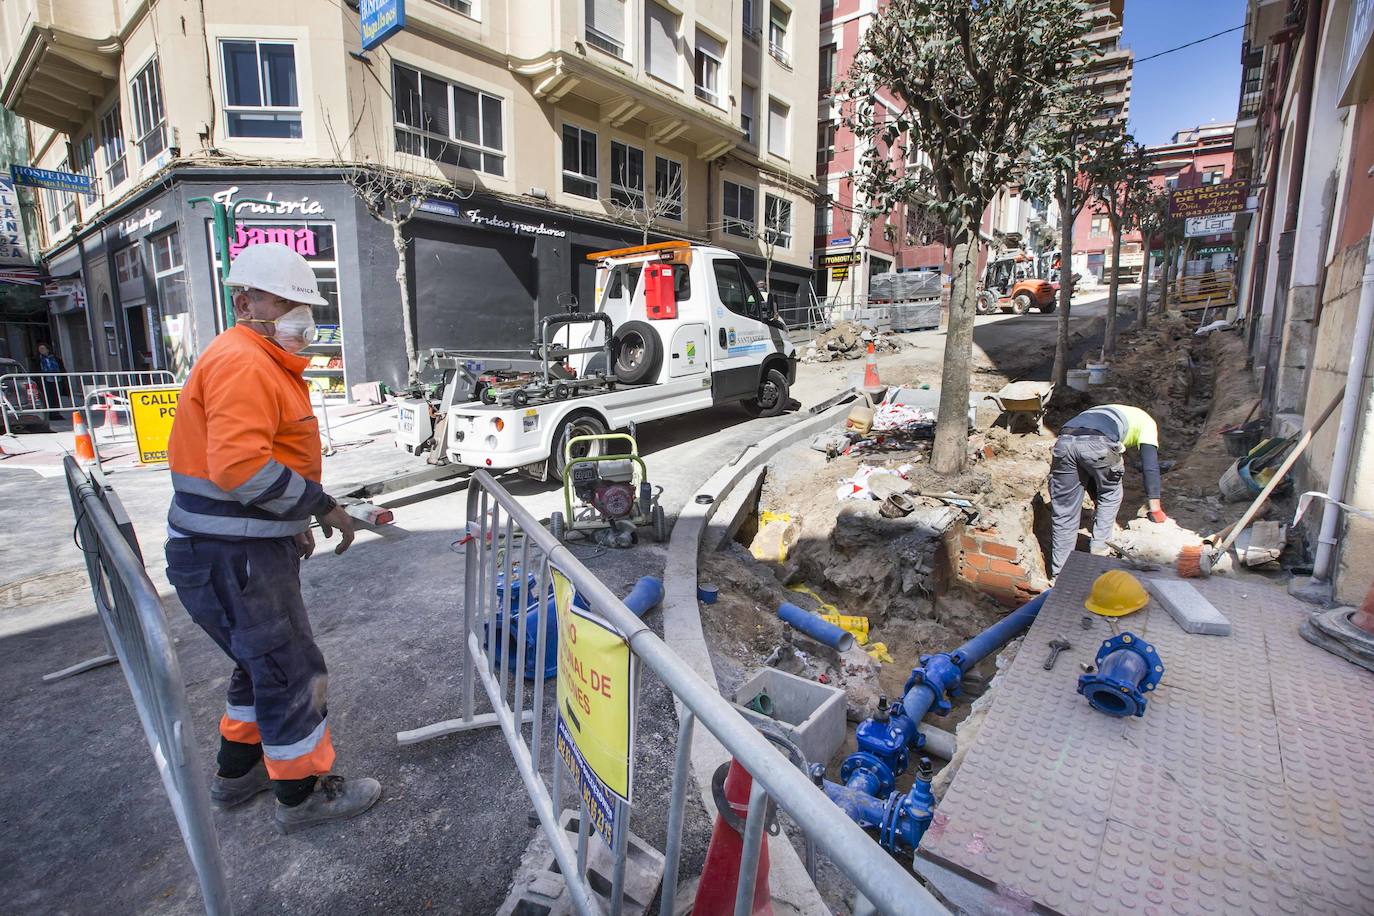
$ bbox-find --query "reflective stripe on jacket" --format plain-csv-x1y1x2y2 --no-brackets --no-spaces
167,325,331,538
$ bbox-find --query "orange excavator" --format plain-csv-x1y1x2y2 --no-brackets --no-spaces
976,251,1060,315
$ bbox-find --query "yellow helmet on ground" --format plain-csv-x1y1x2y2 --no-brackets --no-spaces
1084,570,1150,617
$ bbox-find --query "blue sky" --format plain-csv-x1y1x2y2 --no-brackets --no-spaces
1124,0,1248,145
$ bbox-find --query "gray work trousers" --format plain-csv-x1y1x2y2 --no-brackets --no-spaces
1049,434,1125,576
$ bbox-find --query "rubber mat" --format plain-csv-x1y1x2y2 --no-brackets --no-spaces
915,552,1374,915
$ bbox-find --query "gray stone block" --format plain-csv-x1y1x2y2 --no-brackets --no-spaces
735,666,847,767
497,809,665,916
1145,578,1232,635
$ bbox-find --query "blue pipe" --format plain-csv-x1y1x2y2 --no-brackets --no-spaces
820,758,937,853
822,590,1053,847
488,576,664,680
777,601,856,651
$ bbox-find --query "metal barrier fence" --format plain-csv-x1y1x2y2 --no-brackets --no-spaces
1,370,174,435
63,456,231,915
402,469,946,915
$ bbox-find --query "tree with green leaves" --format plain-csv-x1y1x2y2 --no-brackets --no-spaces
1020,89,1123,387
841,0,1089,473
1131,184,1170,328
1085,134,1150,359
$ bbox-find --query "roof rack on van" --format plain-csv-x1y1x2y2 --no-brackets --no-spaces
585,240,691,261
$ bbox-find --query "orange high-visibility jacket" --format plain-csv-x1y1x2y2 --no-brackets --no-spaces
167,325,332,538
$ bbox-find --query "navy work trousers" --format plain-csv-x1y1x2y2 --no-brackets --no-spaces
165,536,335,780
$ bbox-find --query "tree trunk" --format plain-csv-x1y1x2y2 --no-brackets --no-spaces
931,222,978,474
1051,174,1074,387
1137,241,1152,328
1102,222,1123,359
391,212,419,384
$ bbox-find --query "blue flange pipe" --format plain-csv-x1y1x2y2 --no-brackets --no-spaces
777,601,856,651
822,590,1052,848
489,575,664,680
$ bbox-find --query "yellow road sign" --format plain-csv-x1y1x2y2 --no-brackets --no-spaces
555,566,635,802
127,385,181,464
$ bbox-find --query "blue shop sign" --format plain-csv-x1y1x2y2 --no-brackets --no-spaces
10,165,92,194
360,0,405,50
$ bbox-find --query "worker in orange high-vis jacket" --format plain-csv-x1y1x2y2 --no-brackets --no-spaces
164,242,380,834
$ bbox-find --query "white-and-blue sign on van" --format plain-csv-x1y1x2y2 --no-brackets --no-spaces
10,165,92,194
360,0,405,50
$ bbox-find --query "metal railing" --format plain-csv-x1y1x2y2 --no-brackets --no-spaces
401,469,945,915
1,370,174,435
63,456,231,914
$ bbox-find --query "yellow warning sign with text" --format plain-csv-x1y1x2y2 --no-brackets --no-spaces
127,386,181,464
554,566,635,803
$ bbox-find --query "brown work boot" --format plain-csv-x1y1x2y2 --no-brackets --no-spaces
210,762,270,809
273,774,382,834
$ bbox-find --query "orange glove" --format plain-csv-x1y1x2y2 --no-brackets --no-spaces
1148,508,1169,524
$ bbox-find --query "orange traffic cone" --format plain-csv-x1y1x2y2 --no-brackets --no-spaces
692,759,772,915
862,341,884,397
72,412,96,464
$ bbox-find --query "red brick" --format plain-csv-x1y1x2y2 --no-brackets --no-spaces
965,554,991,571
972,525,1000,537
978,572,1017,592
960,534,980,552
983,541,1020,562
988,558,1028,579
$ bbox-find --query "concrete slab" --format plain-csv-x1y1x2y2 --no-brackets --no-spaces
917,553,1374,915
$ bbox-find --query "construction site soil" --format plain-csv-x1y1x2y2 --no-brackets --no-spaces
694,307,1261,806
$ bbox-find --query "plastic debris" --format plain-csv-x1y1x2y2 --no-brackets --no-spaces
865,642,894,664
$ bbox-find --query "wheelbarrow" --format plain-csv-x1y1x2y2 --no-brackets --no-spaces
986,380,1054,434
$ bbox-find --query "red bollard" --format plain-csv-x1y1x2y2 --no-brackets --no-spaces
692,759,772,916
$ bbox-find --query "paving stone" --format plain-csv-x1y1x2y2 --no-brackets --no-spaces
916,553,1374,916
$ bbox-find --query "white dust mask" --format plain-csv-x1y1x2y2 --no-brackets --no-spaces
269,304,317,352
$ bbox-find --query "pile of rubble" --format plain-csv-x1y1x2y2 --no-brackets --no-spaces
803,321,904,362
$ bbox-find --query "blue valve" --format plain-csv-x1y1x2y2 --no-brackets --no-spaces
1077,632,1164,718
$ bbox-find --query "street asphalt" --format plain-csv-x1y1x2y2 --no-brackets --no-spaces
0,289,1116,914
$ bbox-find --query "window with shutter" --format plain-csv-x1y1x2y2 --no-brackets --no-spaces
741,85,757,144
694,31,724,106
645,3,680,85
585,0,627,58
767,98,788,159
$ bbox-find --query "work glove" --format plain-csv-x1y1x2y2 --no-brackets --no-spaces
1148,508,1169,524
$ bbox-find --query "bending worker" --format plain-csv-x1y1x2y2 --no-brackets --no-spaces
164,243,380,833
1049,403,1168,577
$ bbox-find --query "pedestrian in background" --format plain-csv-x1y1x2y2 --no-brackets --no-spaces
163,243,380,834
34,343,62,407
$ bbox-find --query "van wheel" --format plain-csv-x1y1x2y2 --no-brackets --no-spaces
613,321,662,385
1011,293,1032,315
743,368,789,418
551,412,607,480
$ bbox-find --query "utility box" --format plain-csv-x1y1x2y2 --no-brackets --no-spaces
734,667,847,767
643,263,677,320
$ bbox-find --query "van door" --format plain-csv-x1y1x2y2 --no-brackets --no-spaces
709,257,773,402
668,324,708,379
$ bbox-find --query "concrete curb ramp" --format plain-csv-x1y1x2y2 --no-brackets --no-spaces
662,401,852,916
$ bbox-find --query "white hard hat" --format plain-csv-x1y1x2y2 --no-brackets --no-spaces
225,242,327,306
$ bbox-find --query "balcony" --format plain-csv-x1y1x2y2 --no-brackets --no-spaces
1248,0,1291,47
511,50,741,162
0,0,123,133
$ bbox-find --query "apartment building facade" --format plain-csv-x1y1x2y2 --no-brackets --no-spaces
0,0,818,392
1070,123,1236,285
814,0,1125,306
1227,0,1374,606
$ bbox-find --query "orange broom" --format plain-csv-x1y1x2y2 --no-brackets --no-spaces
1178,392,1343,577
